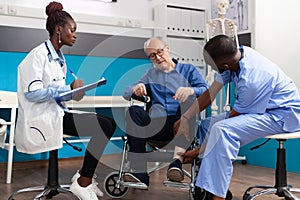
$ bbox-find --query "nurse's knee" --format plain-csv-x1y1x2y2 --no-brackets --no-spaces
209,122,229,139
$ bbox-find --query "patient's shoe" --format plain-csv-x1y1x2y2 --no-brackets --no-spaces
123,172,149,189
71,170,103,197
70,179,99,200
167,159,184,182
193,186,233,200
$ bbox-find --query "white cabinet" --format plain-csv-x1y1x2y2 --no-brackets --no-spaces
154,4,206,74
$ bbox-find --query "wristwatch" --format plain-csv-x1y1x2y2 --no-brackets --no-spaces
224,104,232,112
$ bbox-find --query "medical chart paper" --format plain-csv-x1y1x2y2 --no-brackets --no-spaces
56,77,107,102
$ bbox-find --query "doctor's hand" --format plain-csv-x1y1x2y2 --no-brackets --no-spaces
173,87,194,102
71,79,85,101
133,83,147,97
173,116,190,141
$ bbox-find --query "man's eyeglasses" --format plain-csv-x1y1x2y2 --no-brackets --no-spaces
148,46,166,60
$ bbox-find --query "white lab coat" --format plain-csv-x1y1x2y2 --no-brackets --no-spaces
15,42,65,154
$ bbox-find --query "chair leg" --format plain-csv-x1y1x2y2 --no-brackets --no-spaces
8,150,78,200
243,139,300,200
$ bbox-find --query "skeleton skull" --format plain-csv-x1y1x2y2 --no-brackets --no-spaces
216,0,229,15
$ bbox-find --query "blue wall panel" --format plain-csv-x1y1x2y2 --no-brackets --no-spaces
0,52,26,91
239,138,300,174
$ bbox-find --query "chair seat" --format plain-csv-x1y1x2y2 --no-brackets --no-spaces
265,131,300,139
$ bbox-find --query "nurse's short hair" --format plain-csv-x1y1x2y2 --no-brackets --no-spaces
204,35,238,61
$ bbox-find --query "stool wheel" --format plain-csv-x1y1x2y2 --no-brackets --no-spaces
104,171,129,198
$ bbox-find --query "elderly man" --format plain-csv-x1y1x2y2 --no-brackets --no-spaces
122,36,208,188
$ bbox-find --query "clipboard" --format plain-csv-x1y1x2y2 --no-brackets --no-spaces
56,77,107,102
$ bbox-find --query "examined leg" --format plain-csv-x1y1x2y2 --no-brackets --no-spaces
173,146,186,162
167,117,196,182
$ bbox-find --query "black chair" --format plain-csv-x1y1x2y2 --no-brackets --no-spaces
8,138,81,200
243,132,300,200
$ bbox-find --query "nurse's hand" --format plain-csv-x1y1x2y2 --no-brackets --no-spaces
178,148,200,164
71,79,85,101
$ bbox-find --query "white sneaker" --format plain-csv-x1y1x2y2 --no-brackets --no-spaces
70,179,99,200
71,170,104,197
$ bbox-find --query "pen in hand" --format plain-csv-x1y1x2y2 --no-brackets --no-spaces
70,77,85,101
69,68,78,80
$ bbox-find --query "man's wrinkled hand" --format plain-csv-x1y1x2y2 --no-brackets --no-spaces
173,87,194,102
133,83,147,97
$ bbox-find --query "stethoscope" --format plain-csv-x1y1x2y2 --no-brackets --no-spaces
45,42,78,81
44,41,66,82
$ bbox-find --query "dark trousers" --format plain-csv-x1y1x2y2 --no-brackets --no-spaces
126,105,194,172
63,111,116,178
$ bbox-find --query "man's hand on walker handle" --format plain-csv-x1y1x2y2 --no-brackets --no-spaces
133,83,147,97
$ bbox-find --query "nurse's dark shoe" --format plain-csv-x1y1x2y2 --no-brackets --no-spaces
193,186,232,200
193,186,213,200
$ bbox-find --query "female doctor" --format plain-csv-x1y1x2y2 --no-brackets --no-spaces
15,2,116,200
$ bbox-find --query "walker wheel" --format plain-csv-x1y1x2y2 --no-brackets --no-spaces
104,171,129,198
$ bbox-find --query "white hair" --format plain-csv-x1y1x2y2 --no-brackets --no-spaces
143,36,167,52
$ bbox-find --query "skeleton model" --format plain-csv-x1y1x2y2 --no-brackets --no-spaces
206,0,246,162
237,0,245,30
206,0,239,115
207,0,239,43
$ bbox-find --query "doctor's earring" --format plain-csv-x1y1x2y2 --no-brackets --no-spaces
57,32,61,44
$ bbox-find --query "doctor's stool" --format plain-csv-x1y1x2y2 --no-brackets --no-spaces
8,136,82,200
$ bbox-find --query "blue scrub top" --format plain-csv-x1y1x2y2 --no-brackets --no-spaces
215,46,300,132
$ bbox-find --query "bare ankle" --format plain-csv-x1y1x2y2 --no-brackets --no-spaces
77,176,92,187
212,196,225,200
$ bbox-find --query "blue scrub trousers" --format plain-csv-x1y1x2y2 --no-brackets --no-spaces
196,112,285,198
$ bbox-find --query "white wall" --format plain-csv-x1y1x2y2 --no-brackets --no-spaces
253,0,300,89
0,0,210,37
0,0,209,20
